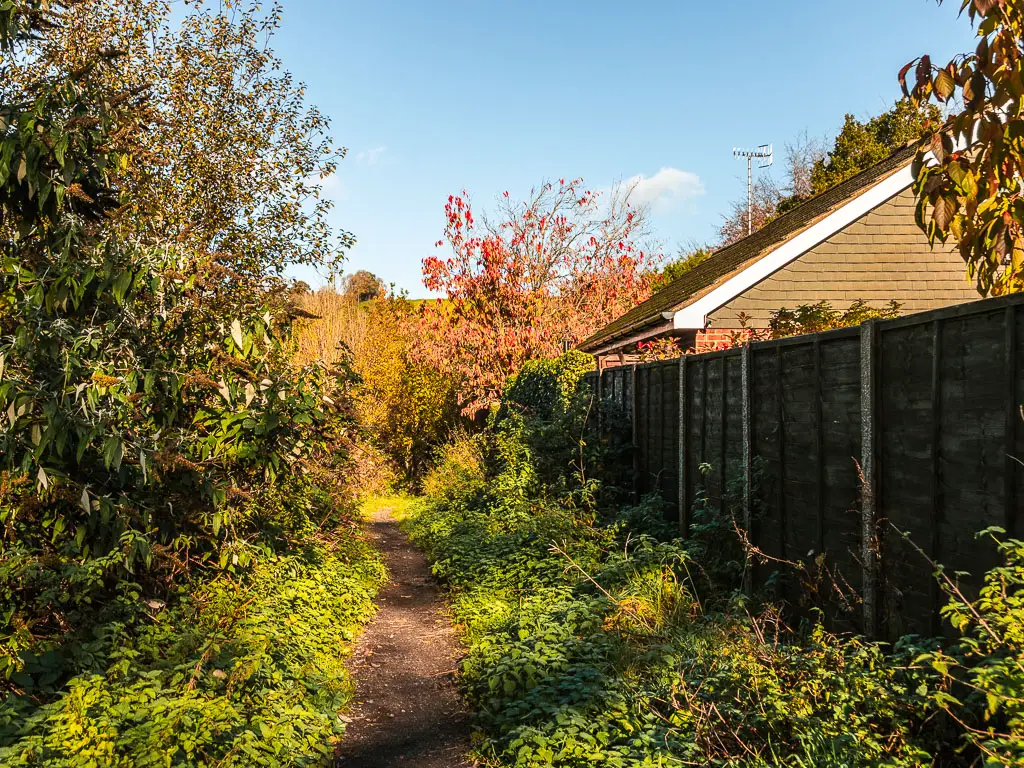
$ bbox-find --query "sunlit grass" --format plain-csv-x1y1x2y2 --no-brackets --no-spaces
359,494,419,522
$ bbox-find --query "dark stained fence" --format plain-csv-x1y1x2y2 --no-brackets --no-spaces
582,294,1024,639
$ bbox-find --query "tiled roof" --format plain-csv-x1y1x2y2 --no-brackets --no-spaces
578,144,917,352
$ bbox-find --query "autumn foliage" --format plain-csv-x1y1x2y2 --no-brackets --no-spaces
903,0,1024,296
421,179,657,413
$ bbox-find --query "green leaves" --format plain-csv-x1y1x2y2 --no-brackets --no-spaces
0,524,386,767
409,455,950,767
0,5,380,766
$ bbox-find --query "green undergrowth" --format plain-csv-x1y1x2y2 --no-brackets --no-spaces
398,352,1019,767
404,480,949,767
0,500,386,767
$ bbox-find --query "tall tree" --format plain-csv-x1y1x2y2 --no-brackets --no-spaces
354,298,460,481
902,0,1024,296
3,0,349,280
786,131,827,199
811,98,942,194
341,269,386,302
649,245,714,292
421,179,656,413
0,0,349,680
719,176,786,246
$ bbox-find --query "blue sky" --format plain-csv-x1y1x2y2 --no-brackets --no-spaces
275,1,977,296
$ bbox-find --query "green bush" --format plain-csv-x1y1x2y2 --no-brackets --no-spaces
502,351,593,422
0,6,386,765
404,392,984,767
495,351,613,510
0,492,386,766
917,529,1024,766
406,486,950,766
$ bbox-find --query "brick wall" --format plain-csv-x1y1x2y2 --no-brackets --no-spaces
693,328,753,353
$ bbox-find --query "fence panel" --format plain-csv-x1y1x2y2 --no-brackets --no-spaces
750,346,785,572
818,331,864,627
583,295,1024,639
655,360,681,512
723,353,745,512
779,341,820,575
877,319,938,636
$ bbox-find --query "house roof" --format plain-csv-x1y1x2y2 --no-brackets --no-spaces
579,144,918,353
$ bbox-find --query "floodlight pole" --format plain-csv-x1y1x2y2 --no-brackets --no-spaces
733,144,774,236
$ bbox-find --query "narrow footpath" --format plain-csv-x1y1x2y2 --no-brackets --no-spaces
336,505,473,768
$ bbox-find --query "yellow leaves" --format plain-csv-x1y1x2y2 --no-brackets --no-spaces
934,69,956,101
90,372,121,388
65,183,94,203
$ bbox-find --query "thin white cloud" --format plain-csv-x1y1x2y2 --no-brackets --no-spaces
355,145,387,166
624,167,704,210
317,172,347,201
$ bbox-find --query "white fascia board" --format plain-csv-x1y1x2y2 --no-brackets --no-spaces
673,164,916,331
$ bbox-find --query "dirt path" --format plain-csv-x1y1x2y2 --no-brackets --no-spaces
336,505,473,768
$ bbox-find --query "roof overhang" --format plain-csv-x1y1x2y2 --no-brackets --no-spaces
585,313,675,356
578,136,964,356
672,163,916,329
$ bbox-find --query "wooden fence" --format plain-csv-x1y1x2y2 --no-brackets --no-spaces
583,293,1024,639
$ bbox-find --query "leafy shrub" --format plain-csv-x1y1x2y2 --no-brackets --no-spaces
293,292,463,485
769,299,902,339
918,529,1024,766
502,351,593,423
406,480,949,766
404,395,980,767
0,5,386,764
421,428,488,504
495,351,608,509
0,496,386,766
352,298,461,483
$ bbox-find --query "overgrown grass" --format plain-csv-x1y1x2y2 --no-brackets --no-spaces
0,500,386,767
292,289,369,368
402,422,968,767
362,494,418,521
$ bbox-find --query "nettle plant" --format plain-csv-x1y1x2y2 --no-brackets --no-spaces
0,0,344,678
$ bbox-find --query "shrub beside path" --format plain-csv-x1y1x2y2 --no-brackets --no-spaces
336,499,473,767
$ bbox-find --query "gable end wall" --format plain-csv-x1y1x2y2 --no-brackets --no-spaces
706,187,979,329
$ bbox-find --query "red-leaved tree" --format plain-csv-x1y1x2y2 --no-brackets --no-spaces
420,179,657,414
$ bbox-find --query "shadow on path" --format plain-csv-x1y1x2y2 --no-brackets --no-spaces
336,506,472,767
